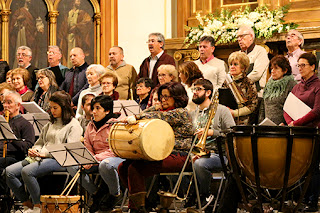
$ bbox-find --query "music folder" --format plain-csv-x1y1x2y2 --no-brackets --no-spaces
21,101,47,114
0,115,17,140
47,142,97,167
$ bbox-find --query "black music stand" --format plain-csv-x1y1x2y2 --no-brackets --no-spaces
22,113,50,136
47,142,98,212
113,100,141,117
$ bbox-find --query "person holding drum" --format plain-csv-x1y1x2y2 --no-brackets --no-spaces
5,91,82,213
189,79,235,207
66,95,125,212
227,52,258,125
258,55,296,125
118,82,193,213
178,61,204,112
283,52,320,211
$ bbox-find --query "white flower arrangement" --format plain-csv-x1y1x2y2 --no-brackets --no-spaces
184,5,298,46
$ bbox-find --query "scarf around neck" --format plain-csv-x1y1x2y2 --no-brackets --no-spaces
263,75,295,99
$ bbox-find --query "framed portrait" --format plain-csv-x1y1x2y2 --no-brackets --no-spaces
57,0,94,68
9,0,48,69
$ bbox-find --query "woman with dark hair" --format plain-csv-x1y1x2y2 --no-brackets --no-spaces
67,95,124,212
31,69,59,112
258,55,296,125
5,91,82,213
136,77,154,110
11,68,34,102
118,82,193,212
178,61,204,111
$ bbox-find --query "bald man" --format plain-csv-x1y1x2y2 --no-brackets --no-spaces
60,47,89,106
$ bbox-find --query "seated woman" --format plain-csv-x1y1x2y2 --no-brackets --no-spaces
258,55,296,125
227,52,258,125
5,91,82,213
31,69,59,112
283,53,320,211
178,61,204,112
67,95,124,212
6,70,13,87
118,82,194,212
136,77,154,110
99,71,119,100
76,64,105,118
11,68,34,102
147,64,178,107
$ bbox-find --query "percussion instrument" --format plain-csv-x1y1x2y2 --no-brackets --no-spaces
109,119,175,161
225,125,319,212
40,195,80,213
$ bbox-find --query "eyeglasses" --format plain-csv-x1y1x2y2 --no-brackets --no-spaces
296,63,310,68
160,95,172,101
47,51,58,55
157,74,168,78
37,76,47,81
146,39,161,44
191,87,205,92
237,34,250,40
16,53,30,57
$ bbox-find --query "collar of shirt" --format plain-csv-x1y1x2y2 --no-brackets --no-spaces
107,60,127,71
243,43,255,54
287,48,304,58
200,55,214,64
149,50,164,60
25,64,31,69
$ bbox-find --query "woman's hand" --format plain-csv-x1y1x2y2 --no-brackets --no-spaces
288,121,294,127
28,149,40,157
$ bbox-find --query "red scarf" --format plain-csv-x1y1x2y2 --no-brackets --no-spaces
17,86,28,95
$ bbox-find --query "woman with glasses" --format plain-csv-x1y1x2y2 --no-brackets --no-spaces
258,55,296,125
136,77,154,110
31,69,59,112
99,71,119,100
178,61,204,111
11,68,34,102
284,53,320,212
118,82,193,213
227,52,258,125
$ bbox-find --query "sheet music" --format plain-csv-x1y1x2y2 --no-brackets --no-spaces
0,115,17,140
21,113,50,136
283,92,312,121
259,118,277,126
113,100,141,117
21,101,47,114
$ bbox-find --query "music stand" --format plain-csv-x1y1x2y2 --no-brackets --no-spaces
47,142,98,212
113,100,141,118
22,113,50,136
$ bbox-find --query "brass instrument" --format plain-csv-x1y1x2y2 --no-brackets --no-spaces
192,89,219,156
3,110,9,158
225,74,247,105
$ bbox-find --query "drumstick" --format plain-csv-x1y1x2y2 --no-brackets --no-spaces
66,172,80,196
61,170,80,196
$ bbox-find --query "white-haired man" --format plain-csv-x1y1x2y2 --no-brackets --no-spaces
0,91,35,195
106,46,137,99
237,25,269,97
47,45,69,86
285,29,306,82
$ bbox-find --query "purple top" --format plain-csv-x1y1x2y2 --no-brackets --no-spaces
286,48,306,82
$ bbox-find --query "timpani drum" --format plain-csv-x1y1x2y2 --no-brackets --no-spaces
40,195,80,213
109,119,175,161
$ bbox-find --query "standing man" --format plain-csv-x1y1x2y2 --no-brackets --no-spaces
237,25,269,97
0,91,35,194
194,36,227,88
106,46,137,100
60,47,89,106
138,33,175,86
285,29,305,82
16,46,38,90
47,46,69,86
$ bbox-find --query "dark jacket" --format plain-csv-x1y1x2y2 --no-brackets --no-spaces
26,65,39,90
138,52,175,86
0,60,10,83
60,62,89,105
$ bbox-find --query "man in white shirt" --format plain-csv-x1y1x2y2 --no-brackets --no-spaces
237,25,269,97
285,29,305,82
194,36,227,88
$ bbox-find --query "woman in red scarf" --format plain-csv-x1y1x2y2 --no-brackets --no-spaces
11,68,34,102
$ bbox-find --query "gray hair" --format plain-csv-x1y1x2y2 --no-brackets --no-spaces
4,91,22,104
288,29,304,47
158,64,178,82
238,25,255,40
87,64,106,77
149,32,165,49
48,45,62,54
17,46,32,56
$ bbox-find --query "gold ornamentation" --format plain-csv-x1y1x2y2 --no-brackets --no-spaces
174,50,200,62
48,11,59,24
1,10,11,22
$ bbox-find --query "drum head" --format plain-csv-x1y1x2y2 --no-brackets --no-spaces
139,119,175,161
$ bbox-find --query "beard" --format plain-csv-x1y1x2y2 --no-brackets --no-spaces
192,93,206,105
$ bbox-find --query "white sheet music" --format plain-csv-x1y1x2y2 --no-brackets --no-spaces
283,92,312,121
21,101,47,114
113,100,141,117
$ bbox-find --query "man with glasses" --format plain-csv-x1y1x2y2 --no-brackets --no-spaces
194,36,227,88
285,29,306,82
138,32,175,86
47,46,69,86
237,25,269,97
188,78,235,207
106,46,137,99
16,46,38,90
